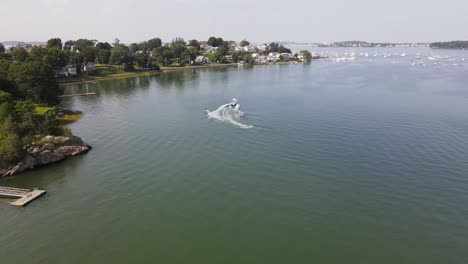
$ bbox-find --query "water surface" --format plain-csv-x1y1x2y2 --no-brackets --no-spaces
1,48,468,263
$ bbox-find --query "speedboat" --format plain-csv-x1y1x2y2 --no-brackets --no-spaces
228,98,240,110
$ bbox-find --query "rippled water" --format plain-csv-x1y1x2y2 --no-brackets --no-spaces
1,48,468,263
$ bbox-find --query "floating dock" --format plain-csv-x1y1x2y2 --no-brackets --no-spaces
0,187,46,207
59,92,96,98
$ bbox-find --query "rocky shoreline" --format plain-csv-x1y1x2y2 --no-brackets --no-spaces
0,135,91,177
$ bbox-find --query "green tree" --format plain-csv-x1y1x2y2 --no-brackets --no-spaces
43,48,69,68
0,133,23,163
110,43,133,70
208,37,224,47
63,40,75,51
8,61,63,105
11,48,28,62
74,39,95,52
147,38,162,50
0,43,5,53
217,41,230,56
28,46,50,62
188,40,200,49
240,40,250,47
47,38,63,49
299,50,312,60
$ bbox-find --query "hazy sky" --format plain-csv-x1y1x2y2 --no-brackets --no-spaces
1,0,467,43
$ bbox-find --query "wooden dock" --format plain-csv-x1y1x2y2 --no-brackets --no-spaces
59,92,96,98
0,187,46,207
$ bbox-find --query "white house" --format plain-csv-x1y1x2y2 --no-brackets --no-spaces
195,56,209,64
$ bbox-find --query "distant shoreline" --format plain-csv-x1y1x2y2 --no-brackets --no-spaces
59,63,238,85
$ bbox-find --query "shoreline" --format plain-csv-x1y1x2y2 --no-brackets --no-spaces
59,63,238,86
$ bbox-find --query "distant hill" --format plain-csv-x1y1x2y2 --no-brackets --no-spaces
430,41,468,49
0,40,46,46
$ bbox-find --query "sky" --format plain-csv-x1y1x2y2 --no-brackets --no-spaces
1,0,467,44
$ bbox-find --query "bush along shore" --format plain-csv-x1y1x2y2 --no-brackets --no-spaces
0,46,91,177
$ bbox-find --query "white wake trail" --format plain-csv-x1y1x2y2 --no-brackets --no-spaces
207,104,253,129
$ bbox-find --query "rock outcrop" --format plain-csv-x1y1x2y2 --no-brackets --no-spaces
0,136,91,177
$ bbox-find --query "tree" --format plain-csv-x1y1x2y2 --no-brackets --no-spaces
82,46,96,63
0,43,5,53
0,133,23,163
97,49,111,64
28,46,49,61
74,39,95,52
110,43,133,70
63,40,76,51
129,43,139,54
147,38,162,50
188,39,200,49
208,37,217,47
11,48,28,62
299,50,312,61
47,38,63,49
240,40,250,47
44,48,69,68
96,42,112,50
8,61,63,105
217,41,230,56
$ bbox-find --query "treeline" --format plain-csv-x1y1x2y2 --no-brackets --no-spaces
0,36,293,71
430,41,468,49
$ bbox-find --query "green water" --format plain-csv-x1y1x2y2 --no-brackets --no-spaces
1,49,468,263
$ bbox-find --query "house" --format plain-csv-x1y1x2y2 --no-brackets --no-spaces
255,55,268,64
195,56,209,64
268,52,281,59
224,55,234,63
206,47,218,53
280,53,292,61
53,64,77,77
83,62,95,72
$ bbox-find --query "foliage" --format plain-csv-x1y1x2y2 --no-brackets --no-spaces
299,50,312,60
188,40,200,49
240,40,250,47
11,48,28,62
208,37,224,47
430,41,468,49
0,133,23,163
267,42,291,54
47,38,63,50
0,43,5,53
8,60,63,105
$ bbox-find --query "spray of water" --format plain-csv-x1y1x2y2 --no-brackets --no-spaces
206,103,253,129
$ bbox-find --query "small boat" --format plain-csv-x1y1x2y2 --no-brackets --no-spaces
228,98,240,110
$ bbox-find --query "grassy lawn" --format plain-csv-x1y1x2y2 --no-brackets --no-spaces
58,110,83,125
35,105,54,115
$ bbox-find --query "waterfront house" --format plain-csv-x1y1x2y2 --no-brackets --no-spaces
195,56,209,64
53,64,77,77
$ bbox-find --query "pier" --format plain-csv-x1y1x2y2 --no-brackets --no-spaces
0,187,46,207
59,92,96,98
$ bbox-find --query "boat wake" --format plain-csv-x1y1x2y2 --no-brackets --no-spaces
206,103,253,129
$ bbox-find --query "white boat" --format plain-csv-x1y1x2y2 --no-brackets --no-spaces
427,56,436,61
229,98,240,110
400,53,406,57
